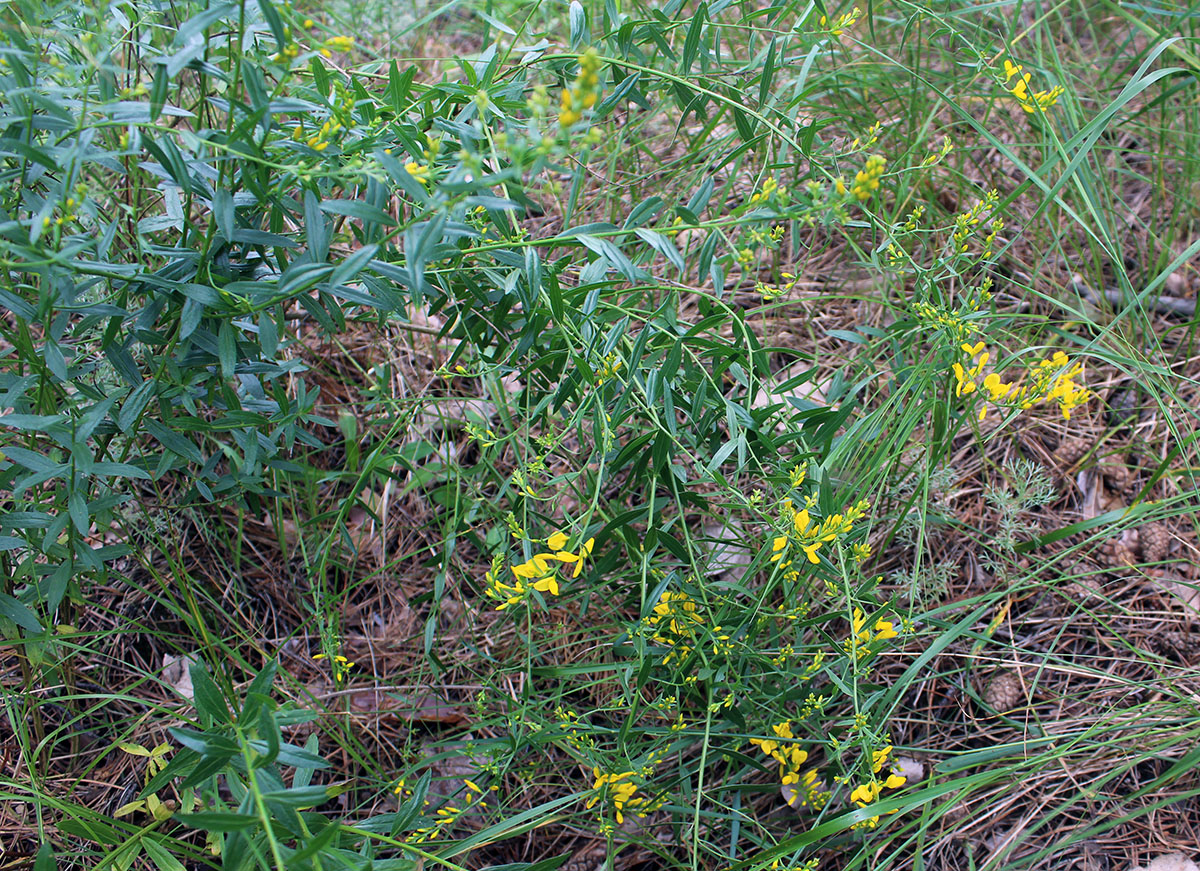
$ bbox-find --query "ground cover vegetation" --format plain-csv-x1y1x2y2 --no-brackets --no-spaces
2,0,1200,868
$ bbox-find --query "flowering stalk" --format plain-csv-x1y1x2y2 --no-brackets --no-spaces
484,533,595,610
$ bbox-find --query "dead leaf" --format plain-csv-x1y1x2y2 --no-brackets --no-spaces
1129,853,1200,871
162,653,199,700
1077,469,1104,520
894,755,924,784
702,519,752,583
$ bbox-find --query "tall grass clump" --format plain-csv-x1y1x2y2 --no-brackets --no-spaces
3,0,1200,869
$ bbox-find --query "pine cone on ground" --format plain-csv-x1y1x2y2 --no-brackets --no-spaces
1099,461,1133,495
1061,560,1104,600
1140,522,1170,563
564,848,606,871
1100,538,1137,569
1052,436,1090,470
984,670,1025,713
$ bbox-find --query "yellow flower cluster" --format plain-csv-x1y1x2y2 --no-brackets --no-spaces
844,608,899,659
293,115,343,151
770,642,795,667
645,590,704,663
750,721,829,810
483,533,595,610
902,205,925,233
650,590,701,636
757,272,798,301
799,693,829,720
595,351,623,385
1003,59,1065,114
404,161,430,182
1021,351,1090,419
770,499,870,568
312,652,355,684
585,768,658,823
292,84,356,152
555,706,597,751
751,722,805,772
748,176,790,207
848,746,907,829
849,154,886,202
920,135,955,168
951,189,1000,253
322,35,354,57
912,300,980,346
787,769,831,811
953,343,1090,421
788,463,807,488
771,859,820,871
393,133,441,184
951,341,991,396
41,183,88,231
404,777,495,844
559,47,602,128
818,7,862,36
849,122,882,153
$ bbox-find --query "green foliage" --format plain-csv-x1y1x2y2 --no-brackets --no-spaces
3,0,1199,869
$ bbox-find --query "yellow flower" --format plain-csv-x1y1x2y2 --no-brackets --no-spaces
952,342,989,396
512,553,555,578
771,536,789,561
851,781,881,806
850,154,886,202
789,463,807,487
983,372,1012,400
851,608,870,645
750,735,779,756
531,575,559,596
558,48,604,129
404,161,431,183
847,610,897,655
796,769,830,809
751,721,797,759
781,745,809,769
1002,57,1064,113
586,769,640,823
557,537,595,578
547,530,569,551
